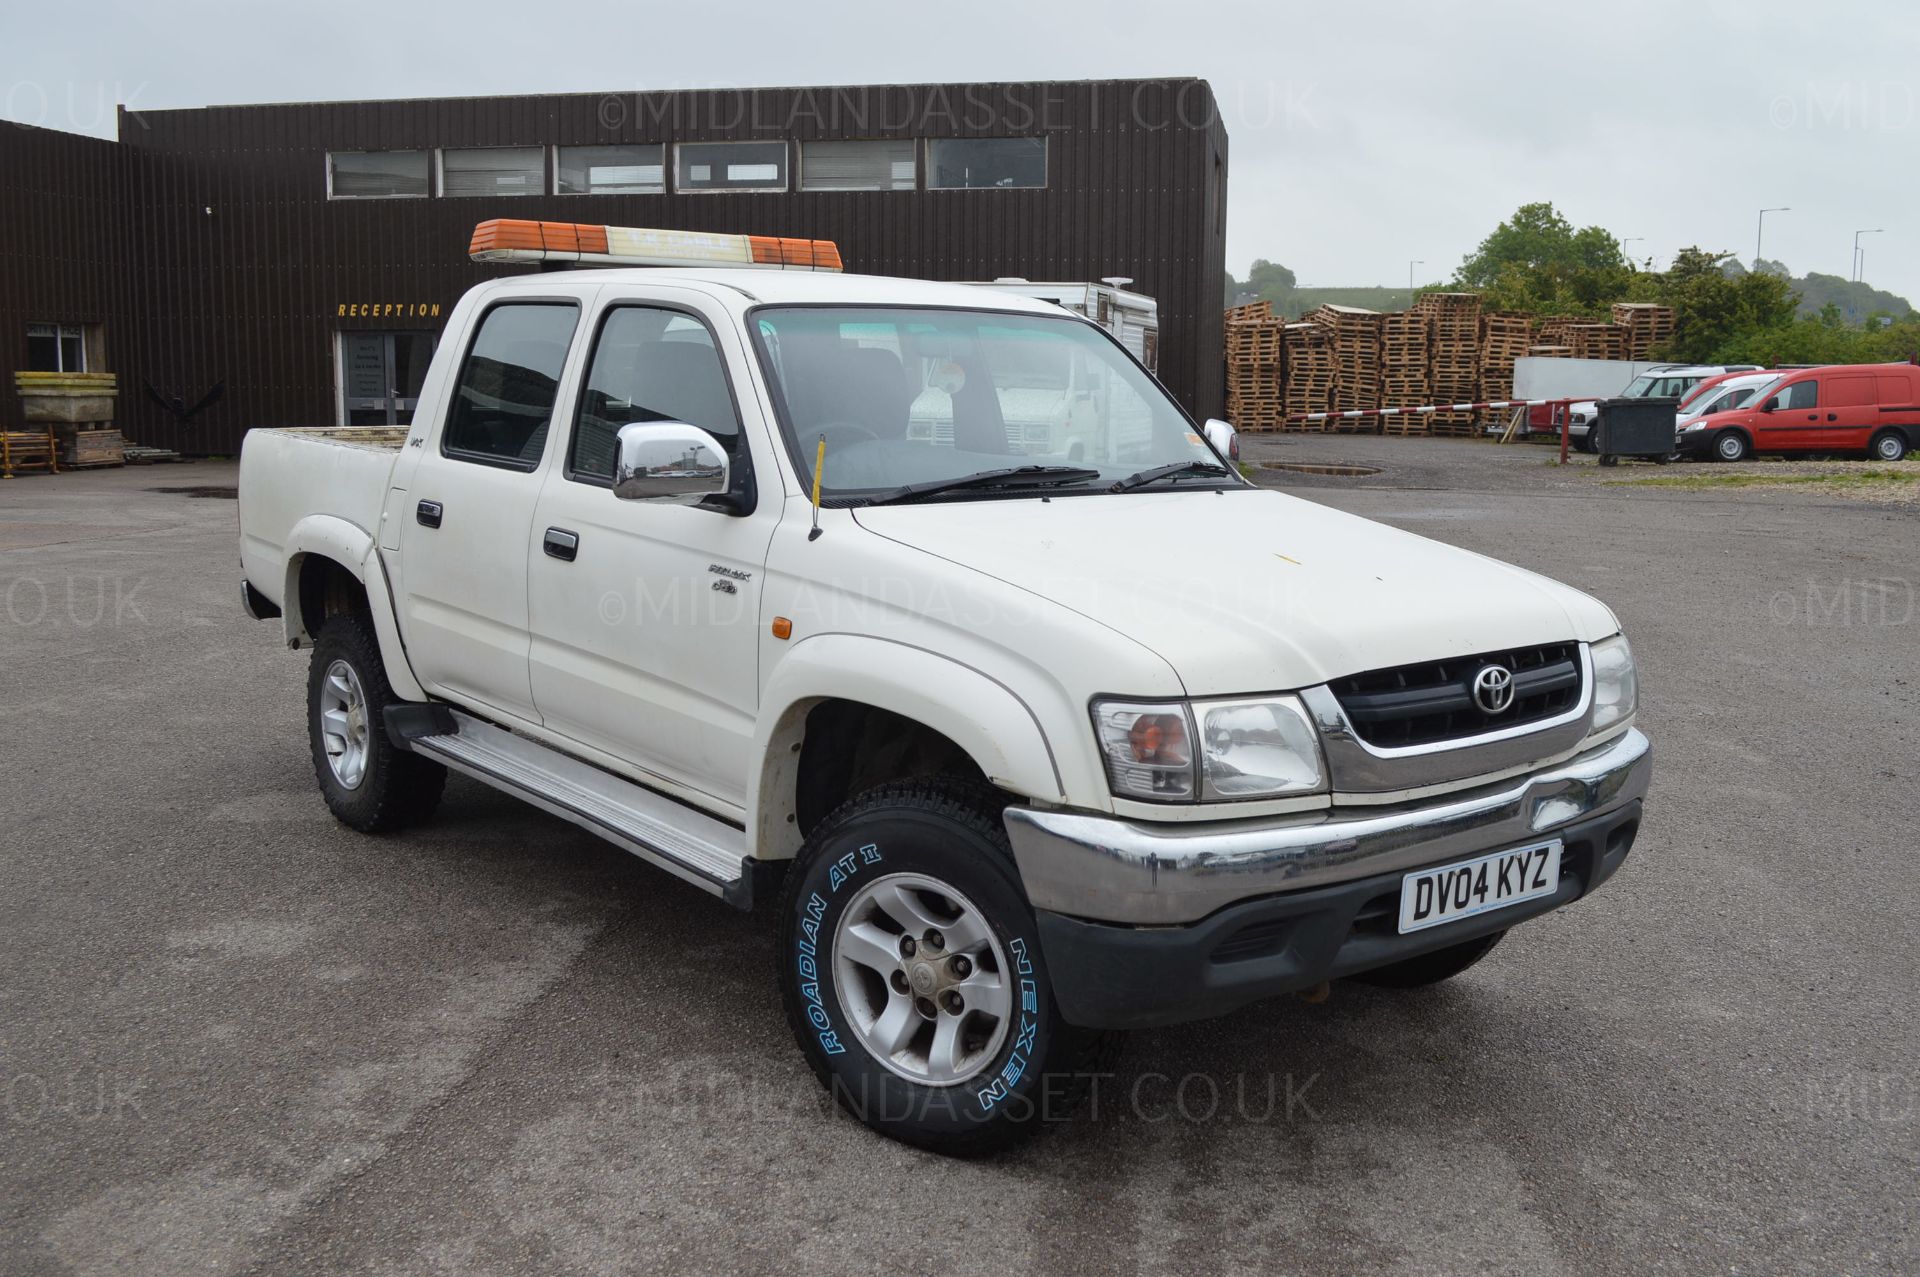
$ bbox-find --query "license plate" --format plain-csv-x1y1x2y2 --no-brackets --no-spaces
1397,840,1562,934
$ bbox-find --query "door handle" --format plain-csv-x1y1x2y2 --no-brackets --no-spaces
416,499,443,528
1826,413,1838,421
543,527,579,562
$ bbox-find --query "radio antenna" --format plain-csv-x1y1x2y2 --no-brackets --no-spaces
808,434,826,541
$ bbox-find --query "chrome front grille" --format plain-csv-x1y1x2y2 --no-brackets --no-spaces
1329,642,1583,749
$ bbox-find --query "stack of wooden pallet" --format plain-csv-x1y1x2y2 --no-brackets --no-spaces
1567,324,1628,361
1223,301,1288,432
1282,322,1334,427
1477,313,1535,420
1414,293,1481,434
1379,312,1430,435
1312,306,1383,425
1611,303,1675,360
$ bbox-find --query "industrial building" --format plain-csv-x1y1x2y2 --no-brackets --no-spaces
0,78,1228,454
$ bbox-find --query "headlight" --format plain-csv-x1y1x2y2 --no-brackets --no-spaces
1683,421,1705,433
1195,697,1323,798
1589,635,1637,733
1092,696,1324,802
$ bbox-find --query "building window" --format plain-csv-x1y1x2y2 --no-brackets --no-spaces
926,137,1047,189
328,150,430,199
557,144,665,195
675,141,788,193
799,140,915,191
440,146,545,198
27,323,87,373
442,303,580,468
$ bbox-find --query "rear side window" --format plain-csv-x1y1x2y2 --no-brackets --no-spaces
1826,375,1876,408
569,307,743,483
442,303,579,468
1775,380,1818,410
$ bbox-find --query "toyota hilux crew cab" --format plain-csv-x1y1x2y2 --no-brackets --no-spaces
237,220,1651,1153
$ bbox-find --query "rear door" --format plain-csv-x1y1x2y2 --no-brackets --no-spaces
397,293,589,722
1756,376,1820,452
1821,372,1879,449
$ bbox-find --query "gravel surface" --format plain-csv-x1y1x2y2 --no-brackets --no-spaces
1,452,1913,1276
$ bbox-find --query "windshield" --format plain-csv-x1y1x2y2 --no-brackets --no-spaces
1623,373,1701,398
751,306,1225,500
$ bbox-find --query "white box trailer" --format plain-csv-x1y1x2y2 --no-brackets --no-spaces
968,279,1160,372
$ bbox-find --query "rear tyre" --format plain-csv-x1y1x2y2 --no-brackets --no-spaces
307,612,447,833
1351,930,1505,989
1713,430,1750,463
775,778,1120,1155
1870,430,1909,462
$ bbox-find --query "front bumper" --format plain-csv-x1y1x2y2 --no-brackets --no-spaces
1004,727,1651,1029
1674,429,1716,458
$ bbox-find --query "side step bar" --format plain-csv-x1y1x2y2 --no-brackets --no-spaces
386,705,762,908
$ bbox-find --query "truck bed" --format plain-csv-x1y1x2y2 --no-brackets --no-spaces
237,427,407,611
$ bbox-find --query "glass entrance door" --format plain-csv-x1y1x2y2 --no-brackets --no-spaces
340,332,435,425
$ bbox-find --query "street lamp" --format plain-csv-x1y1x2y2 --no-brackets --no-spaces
1408,259,1423,294
1621,237,1645,268
1853,228,1883,283
1755,207,1789,270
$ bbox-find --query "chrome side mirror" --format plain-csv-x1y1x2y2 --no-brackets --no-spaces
1202,417,1240,461
613,422,730,502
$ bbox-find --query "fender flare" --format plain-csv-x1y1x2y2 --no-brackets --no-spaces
281,514,427,703
749,634,1066,859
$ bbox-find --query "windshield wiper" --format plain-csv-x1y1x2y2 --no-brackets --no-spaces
863,465,1100,507
1108,460,1232,493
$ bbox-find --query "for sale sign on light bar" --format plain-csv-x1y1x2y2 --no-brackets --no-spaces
468,219,843,271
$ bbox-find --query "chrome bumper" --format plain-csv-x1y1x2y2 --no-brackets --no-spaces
1004,728,1652,925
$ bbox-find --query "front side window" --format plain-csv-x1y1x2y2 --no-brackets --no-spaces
675,141,788,192
329,150,429,199
800,140,915,191
557,144,665,195
926,137,1046,189
751,306,1220,500
1775,380,1818,411
442,303,579,467
570,307,742,483
441,146,545,198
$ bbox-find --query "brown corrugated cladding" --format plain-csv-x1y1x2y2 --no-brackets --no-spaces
0,123,130,430
13,79,1225,453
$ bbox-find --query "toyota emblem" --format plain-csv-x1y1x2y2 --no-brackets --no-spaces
1471,664,1516,715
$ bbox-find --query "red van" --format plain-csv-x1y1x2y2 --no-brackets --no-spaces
1676,363,1920,462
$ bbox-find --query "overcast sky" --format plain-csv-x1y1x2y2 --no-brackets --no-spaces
4,0,1914,300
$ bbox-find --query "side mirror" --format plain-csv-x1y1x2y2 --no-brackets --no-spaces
613,422,730,502
1202,417,1240,461
1759,397,1777,413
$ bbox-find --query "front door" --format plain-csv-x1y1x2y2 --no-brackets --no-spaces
527,299,779,810
340,332,436,426
1755,377,1820,452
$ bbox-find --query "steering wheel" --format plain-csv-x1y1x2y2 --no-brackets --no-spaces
810,420,880,448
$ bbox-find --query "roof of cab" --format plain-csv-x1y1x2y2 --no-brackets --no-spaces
481,267,1069,314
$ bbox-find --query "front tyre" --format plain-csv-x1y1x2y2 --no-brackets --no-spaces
1714,430,1750,463
776,780,1119,1155
307,612,446,833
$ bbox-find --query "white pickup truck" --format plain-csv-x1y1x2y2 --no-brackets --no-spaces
238,220,1651,1153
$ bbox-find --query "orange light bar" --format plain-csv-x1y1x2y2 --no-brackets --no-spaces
469,219,841,271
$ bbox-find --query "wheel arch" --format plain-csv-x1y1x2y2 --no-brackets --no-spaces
750,636,1067,861
282,515,425,702
1713,424,1754,458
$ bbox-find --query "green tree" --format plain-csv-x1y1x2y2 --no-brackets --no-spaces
1658,247,1800,362
1455,202,1631,314
1237,259,1298,313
